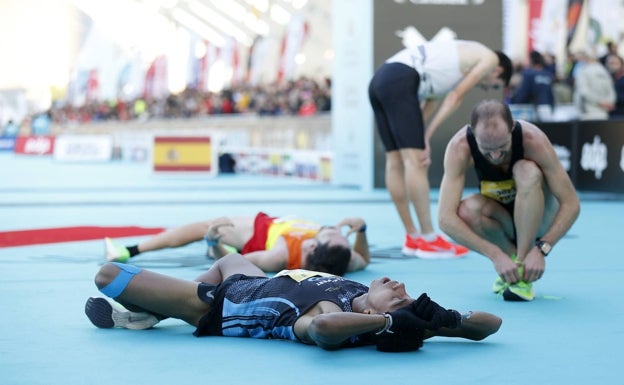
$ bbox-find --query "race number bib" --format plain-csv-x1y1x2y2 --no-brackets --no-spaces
480,179,516,204
275,269,336,282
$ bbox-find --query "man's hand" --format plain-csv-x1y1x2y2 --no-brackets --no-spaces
493,252,521,283
375,308,425,352
419,137,432,167
336,217,366,236
204,217,234,244
521,247,546,282
410,293,461,329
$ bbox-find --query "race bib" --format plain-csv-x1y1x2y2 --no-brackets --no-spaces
480,179,516,204
275,269,336,282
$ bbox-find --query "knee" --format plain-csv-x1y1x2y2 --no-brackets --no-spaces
457,198,483,226
513,160,544,191
458,196,500,226
94,263,120,290
385,155,404,173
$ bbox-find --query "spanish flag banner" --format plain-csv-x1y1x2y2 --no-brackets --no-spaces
153,136,214,173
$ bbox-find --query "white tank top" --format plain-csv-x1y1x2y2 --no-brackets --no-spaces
386,40,463,99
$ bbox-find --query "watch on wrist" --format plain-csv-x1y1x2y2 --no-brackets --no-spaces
535,240,552,257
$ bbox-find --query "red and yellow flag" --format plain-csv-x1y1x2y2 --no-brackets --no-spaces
153,136,212,172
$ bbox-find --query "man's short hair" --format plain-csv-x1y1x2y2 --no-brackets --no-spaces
305,243,350,276
470,99,513,130
495,51,513,87
529,50,546,67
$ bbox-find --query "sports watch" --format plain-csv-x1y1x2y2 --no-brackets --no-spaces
535,240,552,257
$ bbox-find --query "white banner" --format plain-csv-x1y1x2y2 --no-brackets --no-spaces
53,134,113,162
331,0,374,190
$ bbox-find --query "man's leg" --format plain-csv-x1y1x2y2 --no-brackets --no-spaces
399,148,434,235
106,220,219,262
512,160,551,261
458,193,519,294
385,150,417,235
458,194,516,255
194,253,267,283
137,220,216,253
107,216,256,262
90,263,209,327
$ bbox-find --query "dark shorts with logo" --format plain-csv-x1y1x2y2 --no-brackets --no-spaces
194,274,267,337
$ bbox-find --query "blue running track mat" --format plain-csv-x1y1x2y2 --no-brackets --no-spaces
0,153,622,385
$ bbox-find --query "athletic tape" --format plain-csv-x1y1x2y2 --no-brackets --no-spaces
100,262,142,298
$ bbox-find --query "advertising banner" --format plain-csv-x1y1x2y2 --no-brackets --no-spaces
575,121,624,192
53,134,113,162
14,136,54,155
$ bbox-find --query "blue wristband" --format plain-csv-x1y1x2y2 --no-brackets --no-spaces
358,224,367,233
204,236,219,247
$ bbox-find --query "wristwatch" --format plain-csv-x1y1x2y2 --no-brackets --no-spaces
535,240,552,257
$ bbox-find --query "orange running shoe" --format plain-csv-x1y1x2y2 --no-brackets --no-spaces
414,235,469,259
401,234,420,256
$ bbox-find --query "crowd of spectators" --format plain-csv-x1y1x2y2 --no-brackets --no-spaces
46,76,332,127
507,41,624,121
5,45,623,137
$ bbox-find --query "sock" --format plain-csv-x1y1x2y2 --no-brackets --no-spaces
421,233,437,242
127,245,140,258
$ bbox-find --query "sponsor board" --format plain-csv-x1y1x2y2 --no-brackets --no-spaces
0,136,16,151
14,136,54,155
541,120,624,193
224,146,332,183
53,135,113,162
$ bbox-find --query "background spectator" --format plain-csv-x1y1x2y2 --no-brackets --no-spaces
572,48,616,120
605,53,624,118
510,50,555,121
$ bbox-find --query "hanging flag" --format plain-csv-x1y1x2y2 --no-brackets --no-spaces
246,36,263,84
85,69,99,102
277,15,309,84
566,0,585,47
143,55,168,99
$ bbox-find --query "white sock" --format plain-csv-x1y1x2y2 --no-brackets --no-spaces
421,232,437,242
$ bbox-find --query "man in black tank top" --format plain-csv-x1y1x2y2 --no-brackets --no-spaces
438,100,580,301
84,253,503,352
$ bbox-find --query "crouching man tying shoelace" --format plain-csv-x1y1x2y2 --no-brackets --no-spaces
438,99,580,301
85,253,501,352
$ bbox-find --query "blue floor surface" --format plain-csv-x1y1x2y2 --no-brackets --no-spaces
0,153,622,385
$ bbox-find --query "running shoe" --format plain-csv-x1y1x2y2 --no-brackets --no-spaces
492,277,508,294
105,237,130,262
502,281,535,301
85,297,159,330
414,235,469,259
401,234,420,256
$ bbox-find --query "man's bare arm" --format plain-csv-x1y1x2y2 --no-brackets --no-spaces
296,309,386,350
522,122,581,246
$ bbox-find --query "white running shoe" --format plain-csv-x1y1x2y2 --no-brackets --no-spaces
85,297,158,330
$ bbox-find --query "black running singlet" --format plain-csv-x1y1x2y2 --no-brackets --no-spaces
194,271,368,343
466,121,524,207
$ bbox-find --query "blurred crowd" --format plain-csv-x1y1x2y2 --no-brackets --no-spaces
42,76,331,129
5,44,624,138
507,41,624,121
